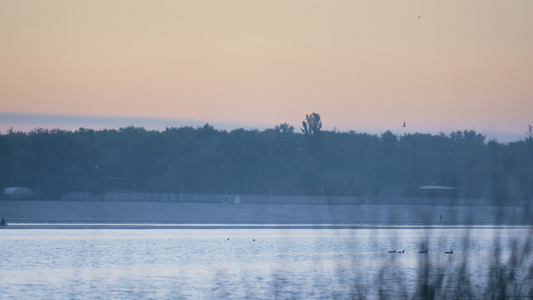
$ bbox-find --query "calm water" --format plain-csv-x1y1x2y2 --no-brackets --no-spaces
1,225,532,299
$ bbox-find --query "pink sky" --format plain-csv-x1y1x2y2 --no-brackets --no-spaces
1,1,532,141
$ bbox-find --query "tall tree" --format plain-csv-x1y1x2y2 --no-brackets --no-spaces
301,113,322,137
302,113,323,154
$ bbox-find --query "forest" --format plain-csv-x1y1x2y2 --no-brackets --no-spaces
1,113,532,205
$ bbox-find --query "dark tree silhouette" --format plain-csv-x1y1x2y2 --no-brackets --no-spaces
1,123,532,204
301,113,322,137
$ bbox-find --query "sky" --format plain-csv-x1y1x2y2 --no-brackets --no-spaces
1,0,532,141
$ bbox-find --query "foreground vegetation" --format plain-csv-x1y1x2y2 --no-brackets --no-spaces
1,113,532,206
367,232,533,299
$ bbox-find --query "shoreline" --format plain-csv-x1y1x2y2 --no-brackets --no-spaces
0,200,530,226
3,223,532,230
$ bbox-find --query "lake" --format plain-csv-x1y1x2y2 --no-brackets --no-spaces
1,225,532,299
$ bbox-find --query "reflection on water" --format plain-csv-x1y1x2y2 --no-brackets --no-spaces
0,226,531,299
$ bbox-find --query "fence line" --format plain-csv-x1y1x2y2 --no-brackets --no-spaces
58,191,498,206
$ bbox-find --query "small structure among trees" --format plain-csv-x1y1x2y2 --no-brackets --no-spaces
3,187,35,199
419,184,458,204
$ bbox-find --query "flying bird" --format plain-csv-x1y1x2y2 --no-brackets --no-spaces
402,122,406,128
418,16,422,19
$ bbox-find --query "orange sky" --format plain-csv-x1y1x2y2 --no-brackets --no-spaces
1,1,532,140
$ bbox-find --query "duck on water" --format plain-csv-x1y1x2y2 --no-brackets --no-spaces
388,250,404,253
387,249,452,254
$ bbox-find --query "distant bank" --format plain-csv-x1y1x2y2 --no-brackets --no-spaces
0,201,530,225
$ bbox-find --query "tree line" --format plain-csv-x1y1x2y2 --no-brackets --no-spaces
1,113,531,205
